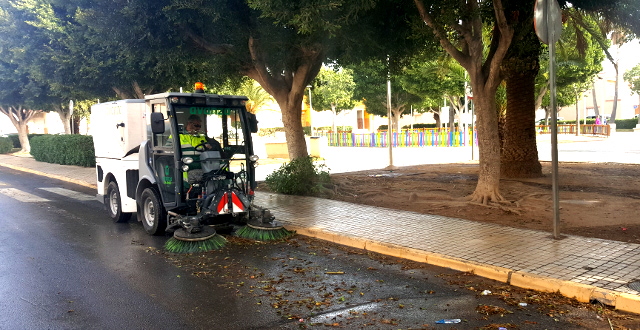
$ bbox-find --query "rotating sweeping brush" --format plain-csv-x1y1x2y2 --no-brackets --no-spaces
235,220,294,241
165,226,227,253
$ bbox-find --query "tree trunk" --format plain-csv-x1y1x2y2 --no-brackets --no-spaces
0,105,38,152
392,108,403,132
500,52,542,178
17,123,30,153
611,64,619,123
448,106,455,129
331,104,337,133
469,87,503,203
54,104,72,134
269,91,309,159
592,84,600,116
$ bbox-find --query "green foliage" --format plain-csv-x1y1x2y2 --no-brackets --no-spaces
0,137,12,154
265,157,331,196
400,55,466,115
311,67,356,113
30,134,95,167
216,77,274,114
350,59,422,118
537,10,606,109
624,64,640,96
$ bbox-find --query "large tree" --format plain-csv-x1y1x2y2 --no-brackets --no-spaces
499,0,542,178
0,0,54,151
414,0,514,203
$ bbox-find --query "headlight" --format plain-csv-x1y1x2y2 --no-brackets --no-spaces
182,157,194,164
182,164,190,172
249,155,259,162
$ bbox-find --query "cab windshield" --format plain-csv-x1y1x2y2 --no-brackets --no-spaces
173,104,247,160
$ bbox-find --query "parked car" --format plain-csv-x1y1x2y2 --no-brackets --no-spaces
586,115,610,120
536,117,564,124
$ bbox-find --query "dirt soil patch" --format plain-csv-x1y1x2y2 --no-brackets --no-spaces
324,161,640,244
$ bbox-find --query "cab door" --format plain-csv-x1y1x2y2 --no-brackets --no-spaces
149,100,179,206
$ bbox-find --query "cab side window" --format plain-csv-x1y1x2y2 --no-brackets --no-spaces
152,103,172,148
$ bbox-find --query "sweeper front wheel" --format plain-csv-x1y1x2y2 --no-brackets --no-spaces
140,187,167,235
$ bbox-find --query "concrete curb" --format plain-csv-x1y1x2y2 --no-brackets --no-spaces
0,162,96,189
287,225,640,315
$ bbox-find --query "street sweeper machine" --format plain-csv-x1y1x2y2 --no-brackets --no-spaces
91,83,291,253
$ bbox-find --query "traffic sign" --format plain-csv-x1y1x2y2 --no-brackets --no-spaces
534,0,562,45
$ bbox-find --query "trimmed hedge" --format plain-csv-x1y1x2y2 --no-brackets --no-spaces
613,119,638,130
0,137,12,154
6,133,45,148
30,134,95,167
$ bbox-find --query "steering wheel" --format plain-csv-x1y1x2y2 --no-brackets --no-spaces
194,141,208,152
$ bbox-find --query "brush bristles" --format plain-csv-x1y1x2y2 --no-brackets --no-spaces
164,235,227,253
235,226,295,241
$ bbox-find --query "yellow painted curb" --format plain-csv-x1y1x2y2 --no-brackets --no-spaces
615,292,640,314
510,271,564,293
287,225,640,314
0,162,96,189
291,226,510,282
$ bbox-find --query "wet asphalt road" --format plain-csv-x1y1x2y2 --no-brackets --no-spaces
0,167,623,329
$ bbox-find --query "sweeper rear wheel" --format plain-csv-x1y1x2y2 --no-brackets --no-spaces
107,181,131,223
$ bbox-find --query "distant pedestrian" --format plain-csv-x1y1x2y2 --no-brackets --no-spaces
595,115,601,125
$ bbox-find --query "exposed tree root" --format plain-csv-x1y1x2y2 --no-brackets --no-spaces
466,190,505,205
468,201,522,215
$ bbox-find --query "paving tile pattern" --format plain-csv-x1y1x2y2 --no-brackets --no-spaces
256,192,640,295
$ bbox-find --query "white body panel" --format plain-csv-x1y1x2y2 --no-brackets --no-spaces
95,156,139,213
92,99,150,213
91,100,147,159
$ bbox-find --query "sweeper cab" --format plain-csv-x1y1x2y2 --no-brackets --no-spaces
91,84,287,248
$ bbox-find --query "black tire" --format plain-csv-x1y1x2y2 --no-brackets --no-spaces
139,187,167,235
106,181,132,223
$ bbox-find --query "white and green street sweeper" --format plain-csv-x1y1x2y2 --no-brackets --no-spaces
91,83,291,253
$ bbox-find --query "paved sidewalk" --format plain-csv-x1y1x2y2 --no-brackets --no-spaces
1,152,640,314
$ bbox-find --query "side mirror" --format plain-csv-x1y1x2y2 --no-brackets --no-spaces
150,112,165,134
247,113,259,133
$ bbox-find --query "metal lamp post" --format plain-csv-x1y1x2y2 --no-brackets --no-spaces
307,85,314,136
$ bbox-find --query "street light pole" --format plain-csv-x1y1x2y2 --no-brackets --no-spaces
307,85,314,136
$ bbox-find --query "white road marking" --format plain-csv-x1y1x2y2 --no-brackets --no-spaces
0,188,49,202
39,187,96,201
